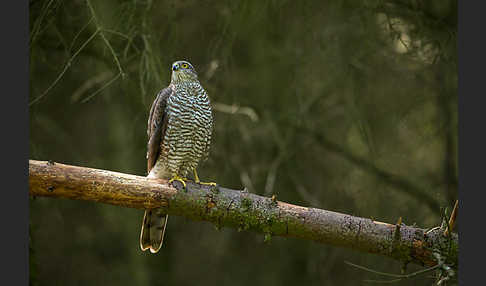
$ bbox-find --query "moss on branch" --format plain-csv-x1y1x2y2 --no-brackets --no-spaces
29,160,457,269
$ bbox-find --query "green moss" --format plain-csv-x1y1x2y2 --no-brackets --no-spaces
241,197,252,210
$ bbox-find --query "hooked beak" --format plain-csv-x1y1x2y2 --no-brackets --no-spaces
172,63,179,71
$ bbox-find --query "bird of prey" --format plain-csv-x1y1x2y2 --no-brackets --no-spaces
140,60,215,253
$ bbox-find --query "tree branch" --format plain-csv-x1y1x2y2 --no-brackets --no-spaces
29,160,457,269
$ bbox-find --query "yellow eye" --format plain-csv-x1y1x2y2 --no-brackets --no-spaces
181,63,189,69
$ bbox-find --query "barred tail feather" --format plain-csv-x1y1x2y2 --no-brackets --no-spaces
142,166,170,253
140,209,168,253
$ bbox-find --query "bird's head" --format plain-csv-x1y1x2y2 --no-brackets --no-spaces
170,60,198,84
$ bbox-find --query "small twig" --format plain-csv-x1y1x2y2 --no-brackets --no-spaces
363,278,402,284
102,29,131,40
81,72,122,103
345,260,439,279
51,24,70,55
30,0,56,46
394,216,402,241
71,71,113,102
444,200,458,236
137,35,163,96
68,16,94,52
102,29,141,54
29,29,100,107
212,102,259,122
86,0,125,78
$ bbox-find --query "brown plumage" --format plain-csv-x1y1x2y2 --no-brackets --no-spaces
140,87,172,253
146,87,172,176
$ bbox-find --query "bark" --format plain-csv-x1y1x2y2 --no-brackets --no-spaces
29,160,457,269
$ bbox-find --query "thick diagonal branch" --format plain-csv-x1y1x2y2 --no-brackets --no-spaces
29,160,457,268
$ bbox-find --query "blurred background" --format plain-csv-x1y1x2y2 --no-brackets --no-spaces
29,0,457,285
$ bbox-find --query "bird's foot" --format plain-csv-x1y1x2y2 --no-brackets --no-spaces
193,169,217,186
168,175,187,189
195,179,218,193
196,181,218,187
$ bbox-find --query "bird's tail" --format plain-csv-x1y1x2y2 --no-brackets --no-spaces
140,208,168,253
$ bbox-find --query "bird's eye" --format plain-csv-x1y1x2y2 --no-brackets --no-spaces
181,63,189,69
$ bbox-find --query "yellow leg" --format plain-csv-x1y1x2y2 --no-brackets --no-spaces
168,174,187,188
193,169,217,186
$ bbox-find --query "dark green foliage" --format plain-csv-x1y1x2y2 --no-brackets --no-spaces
29,0,457,285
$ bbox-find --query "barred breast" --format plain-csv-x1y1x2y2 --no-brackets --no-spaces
162,81,213,177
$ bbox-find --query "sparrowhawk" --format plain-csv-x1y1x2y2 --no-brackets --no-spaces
140,60,215,253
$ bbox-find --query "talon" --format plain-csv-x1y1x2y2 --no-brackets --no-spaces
168,175,187,188
193,168,217,186
199,182,217,186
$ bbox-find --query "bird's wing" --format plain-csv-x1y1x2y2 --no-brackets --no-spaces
147,87,172,174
